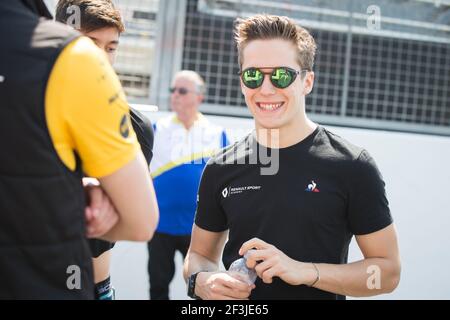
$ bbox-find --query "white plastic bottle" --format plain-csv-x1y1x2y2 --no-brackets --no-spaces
228,253,257,285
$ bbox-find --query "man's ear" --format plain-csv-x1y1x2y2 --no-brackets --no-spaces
303,71,315,95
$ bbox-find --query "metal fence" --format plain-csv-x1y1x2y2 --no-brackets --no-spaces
152,0,450,135
46,0,450,135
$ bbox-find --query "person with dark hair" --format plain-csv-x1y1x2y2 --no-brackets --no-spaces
183,14,401,300
0,0,158,299
55,0,155,300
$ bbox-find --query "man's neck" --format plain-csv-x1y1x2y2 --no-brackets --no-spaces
177,112,199,130
255,113,317,149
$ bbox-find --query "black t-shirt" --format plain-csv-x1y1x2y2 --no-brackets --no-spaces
195,126,393,300
88,107,154,258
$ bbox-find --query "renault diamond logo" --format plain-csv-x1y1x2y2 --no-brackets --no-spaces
119,114,130,138
222,187,229,198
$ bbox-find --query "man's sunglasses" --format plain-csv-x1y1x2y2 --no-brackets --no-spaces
169,87,195,95
239,67,308,89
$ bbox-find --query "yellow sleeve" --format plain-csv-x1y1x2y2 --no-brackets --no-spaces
45,37,139,178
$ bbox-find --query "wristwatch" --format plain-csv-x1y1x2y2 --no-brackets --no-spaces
187,272,202,300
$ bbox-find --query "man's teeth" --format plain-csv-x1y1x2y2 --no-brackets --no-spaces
259,103,282,110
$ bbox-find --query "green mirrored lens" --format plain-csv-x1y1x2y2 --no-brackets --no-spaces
271,68,293,88
243,69,263,88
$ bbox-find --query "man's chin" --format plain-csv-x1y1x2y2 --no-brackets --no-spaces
255,119,284,131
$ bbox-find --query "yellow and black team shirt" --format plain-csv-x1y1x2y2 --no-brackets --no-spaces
45,37,140,177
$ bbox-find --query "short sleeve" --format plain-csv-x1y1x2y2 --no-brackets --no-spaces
45,37,139,177
88,239,115,258
347,150,393,235
194,161,228,232
130,108,154,165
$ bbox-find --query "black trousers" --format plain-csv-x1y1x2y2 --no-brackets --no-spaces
147,231,191,300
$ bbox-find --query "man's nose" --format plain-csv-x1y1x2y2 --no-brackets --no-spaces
259,74,276,95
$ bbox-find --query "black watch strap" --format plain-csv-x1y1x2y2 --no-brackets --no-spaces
187,272,202,300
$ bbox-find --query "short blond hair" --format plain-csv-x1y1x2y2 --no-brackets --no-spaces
234,14,317,71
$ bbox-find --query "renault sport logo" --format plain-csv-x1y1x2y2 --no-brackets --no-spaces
222,186,261,198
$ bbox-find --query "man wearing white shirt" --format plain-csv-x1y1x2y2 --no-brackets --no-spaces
148,70,229,299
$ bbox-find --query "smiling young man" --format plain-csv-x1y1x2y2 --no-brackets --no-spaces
183,14,401,300
55,0,154,300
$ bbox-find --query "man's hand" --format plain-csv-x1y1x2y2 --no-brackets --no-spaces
83,178,119,238
195,271,255,300
239,238,316,286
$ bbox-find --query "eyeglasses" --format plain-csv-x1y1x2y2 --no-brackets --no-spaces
239,67,308,89
169,87,195,95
